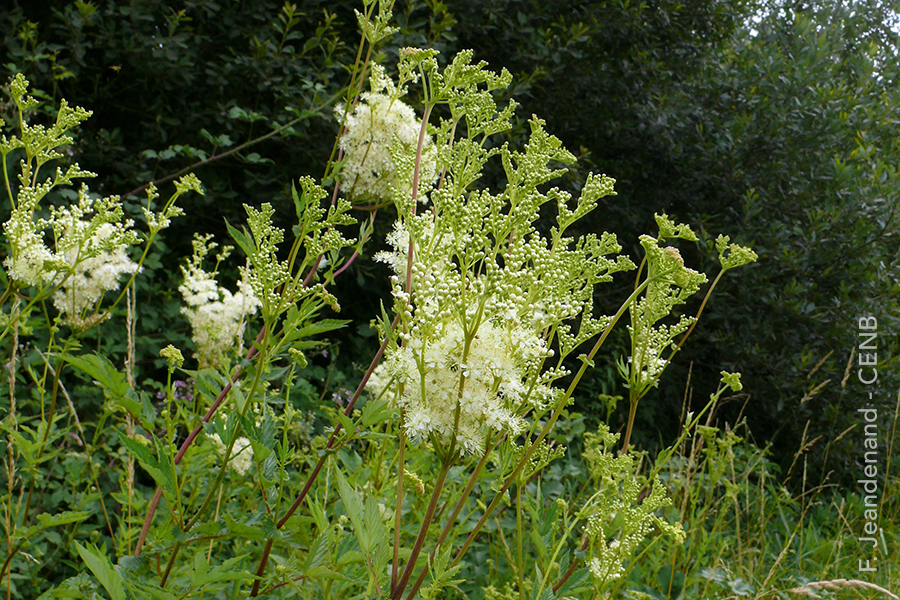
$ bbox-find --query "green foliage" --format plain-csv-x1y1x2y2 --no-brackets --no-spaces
654,0,900,481
0,40,747,597
2,2,898,600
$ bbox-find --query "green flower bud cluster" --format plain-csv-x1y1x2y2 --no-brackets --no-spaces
364,58,633,456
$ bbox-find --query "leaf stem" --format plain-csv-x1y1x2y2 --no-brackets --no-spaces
134,326,267,556
390,457,453,600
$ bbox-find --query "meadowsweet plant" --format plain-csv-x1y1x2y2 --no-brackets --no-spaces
334,49,752,600
0,2,760,596
0,74,201,597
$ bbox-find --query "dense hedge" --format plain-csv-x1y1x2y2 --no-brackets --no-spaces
4,0,898,484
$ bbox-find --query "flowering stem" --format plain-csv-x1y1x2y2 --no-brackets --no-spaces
133,326,267,556
391,456,453,600
248,18,394,591
670,269,725,361
183,428,242,532
411,104,433,209
621,399,640,453
101,188,186,322
2,153,14,211
322,1,376,179
249,313,401,596
333,209,376,279
158,541,181,588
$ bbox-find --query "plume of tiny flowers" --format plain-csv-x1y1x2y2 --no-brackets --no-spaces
335,65,436,204
207,433,254,476
368,215,561,455
52,222,140,329
179,234,260,369
370,318,552,455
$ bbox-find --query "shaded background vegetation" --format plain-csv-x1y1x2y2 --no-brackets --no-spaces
3,0,899,487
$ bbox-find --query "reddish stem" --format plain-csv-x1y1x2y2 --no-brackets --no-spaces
134,327,266,556
404,434,496,598
249,313,400,596
391,460,451,599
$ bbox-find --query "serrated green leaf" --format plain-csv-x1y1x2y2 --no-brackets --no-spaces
337,412,357,438
36,511,90,529
191,554,255,588
118,432,175,493
334,467,369,551
282,318,350,347
360,398,396,428
74,541,126,600
222,513,265,540
335,549,365,566
110,388,142,418
17,510,91,542
304,531,330,572
239,409,275,463
305,566,355,580
139,391,158,428
116,555,147,574
58,353,129,398
123,580,178,600
261,452,278,481
307,497,329,533
183,367,227,408
555,565,591,596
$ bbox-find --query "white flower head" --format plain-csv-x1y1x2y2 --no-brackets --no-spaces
336,72,436,204
180,234,260,369
374,318,551,455
51,220,140,329
208,433,254,476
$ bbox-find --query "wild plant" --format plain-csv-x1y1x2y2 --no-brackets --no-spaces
0,2,758,598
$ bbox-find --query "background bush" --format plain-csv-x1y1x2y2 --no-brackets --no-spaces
4,0,898,487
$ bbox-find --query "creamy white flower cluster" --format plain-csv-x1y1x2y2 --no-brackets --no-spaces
336,67,436,203
370,219,561,455
179,235,260,369
207,433,253,476
52,223,139,329
366,154,631,456
2,174,140,328
4,179,137,285
370,319,552,455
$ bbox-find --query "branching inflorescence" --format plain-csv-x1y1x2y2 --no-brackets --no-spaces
0,2,758,596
